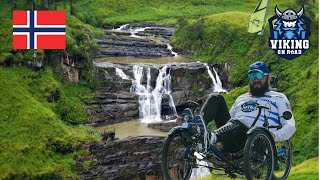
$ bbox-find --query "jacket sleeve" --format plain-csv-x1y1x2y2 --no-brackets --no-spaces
273,94,296,142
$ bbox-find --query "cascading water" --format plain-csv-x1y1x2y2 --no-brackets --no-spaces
129,27,149,38
190,64,227,179
130,65,177,122
212,67,226,93
113,24,129,31
190,153,211,180
110,63,227,178
115,67,130,80
112,24,179,56
166,44,178,57
205,63,227,93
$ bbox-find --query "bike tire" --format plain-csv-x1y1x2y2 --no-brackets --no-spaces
244,130,275,180
161,129,193,180
272,139,292,180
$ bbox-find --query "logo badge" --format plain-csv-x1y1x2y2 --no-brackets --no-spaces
241,100,258,112
268,6,311,60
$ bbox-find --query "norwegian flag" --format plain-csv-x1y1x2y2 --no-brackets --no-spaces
13,10,66,49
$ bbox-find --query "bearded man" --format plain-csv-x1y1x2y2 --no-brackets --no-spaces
201,61,296,153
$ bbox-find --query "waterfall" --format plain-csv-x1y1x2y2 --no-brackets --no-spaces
129,27,149,38
204,63,227,93
115,67,130,80
189,64,227,179
112,24,179,56
130,65,177,122
113,24,129,31
190,152,211,180
212,67,226,92
166,44,178,57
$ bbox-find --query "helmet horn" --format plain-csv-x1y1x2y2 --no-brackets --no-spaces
297,6,304,17
275,5,282,18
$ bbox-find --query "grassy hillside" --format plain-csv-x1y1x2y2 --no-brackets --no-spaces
0,3,104,177
72,0,298,26
172,6,319,167
287,157,319,180
0,67,100,179
0,0,318,178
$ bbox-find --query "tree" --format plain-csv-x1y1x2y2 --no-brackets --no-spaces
70,0,74,15
295,0,315,20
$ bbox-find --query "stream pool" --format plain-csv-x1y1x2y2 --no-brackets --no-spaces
93,120,168,139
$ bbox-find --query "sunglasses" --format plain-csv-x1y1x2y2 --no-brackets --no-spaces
248,72,265,80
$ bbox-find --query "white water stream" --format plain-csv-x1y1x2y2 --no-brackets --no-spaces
130,65,177,122
106,24,228,179
113,63,227,122
115,67,130,80
102,63,227,179
112,24,178,57
205,63,227,93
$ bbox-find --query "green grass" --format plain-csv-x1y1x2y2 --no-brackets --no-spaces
72,0,300,27
195,158,318,180
286,158,319,180
0,0,318,178
0,67,100,179
56,82,91,125
74,0,244,26
172,1,319,166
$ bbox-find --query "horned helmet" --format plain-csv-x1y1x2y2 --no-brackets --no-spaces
275,6,304,28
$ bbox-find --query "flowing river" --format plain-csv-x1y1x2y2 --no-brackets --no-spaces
91,24,227,179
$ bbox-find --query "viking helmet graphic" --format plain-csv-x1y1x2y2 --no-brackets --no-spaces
275,6,304,28
275,6,304,20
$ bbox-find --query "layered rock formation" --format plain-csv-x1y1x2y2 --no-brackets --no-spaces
87,62,229,125
95,24,175,59
77,136,165,180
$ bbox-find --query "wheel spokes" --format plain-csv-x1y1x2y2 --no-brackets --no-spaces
248,136,273,179
166,135,193,179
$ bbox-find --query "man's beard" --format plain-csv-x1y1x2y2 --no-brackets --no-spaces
250,82,270,97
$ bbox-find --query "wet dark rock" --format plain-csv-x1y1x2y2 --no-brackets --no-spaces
147,121,180,132
88,24,230,125
87,91,139,125
88,62,230,125
77,136,166,180
95,25,175,59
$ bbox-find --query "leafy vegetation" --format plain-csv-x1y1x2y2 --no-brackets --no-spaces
0,0,318,178
56,82,90,125
172,0,318,169
0,67,100,179
74,0,246,26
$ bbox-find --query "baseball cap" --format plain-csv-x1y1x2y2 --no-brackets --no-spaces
248,61,270,75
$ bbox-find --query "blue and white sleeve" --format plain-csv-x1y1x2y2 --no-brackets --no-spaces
273,94,296,142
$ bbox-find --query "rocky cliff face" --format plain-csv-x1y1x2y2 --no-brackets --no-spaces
77,136,165,180
86,24,231,125
87,62,229,125
95,24,175,59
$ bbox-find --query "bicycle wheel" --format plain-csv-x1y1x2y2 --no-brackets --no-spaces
244,130,275,180
272,139,292,180
161,130,194,180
